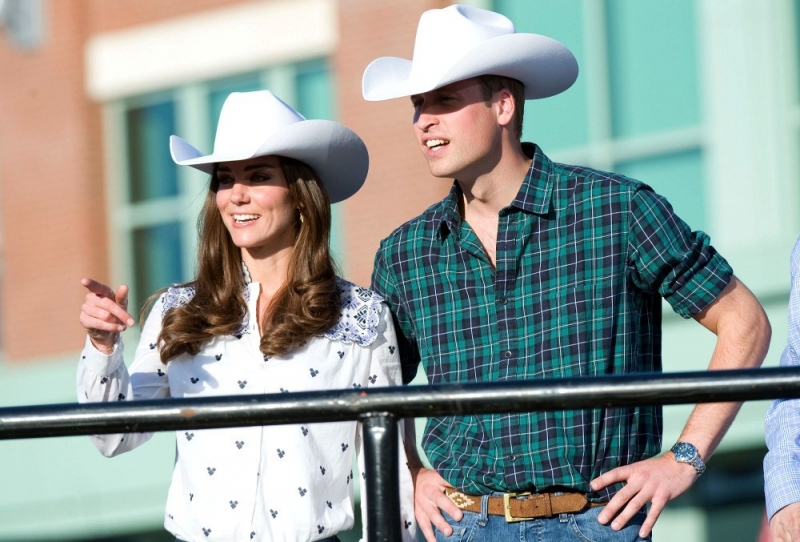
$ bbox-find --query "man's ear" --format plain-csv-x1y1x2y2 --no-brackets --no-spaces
495,88,516,129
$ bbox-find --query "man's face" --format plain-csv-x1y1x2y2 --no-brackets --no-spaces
410,78,504,181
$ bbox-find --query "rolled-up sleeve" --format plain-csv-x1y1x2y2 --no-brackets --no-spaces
627,187,733,318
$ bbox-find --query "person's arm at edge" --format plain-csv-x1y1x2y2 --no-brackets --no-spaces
591,275,771,537
766,237,800,541
766,388,800,542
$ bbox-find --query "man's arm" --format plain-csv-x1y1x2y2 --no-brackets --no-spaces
591,275,771,538
767,390,800,541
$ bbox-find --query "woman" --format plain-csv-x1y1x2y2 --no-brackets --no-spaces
77,90,416,542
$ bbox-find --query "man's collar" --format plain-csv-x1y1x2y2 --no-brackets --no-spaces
513,143,553,216
435,143,554,238
436,183,465,241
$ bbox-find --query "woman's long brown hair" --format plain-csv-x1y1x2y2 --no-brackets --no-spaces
149,156,341,363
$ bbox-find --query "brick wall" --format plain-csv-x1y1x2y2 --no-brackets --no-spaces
0,0,106,361
0,0,452,361
336,0,452,288
0,0,248,362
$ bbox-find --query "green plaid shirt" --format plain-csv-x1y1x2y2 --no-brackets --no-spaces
371,144,732,500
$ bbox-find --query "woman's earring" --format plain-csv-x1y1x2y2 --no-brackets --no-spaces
299,213,305,224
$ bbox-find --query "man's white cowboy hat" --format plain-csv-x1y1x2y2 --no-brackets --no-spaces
362,4,578,101
170,90,368,204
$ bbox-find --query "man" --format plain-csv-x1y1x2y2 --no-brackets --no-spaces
764,237,800,542
363,5,771,541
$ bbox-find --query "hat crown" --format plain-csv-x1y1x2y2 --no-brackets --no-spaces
409,5,515,84
213,90,305,157
361,4,578,101
170,90,368,203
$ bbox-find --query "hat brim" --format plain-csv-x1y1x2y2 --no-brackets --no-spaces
170,119,368,204
362,33,578,101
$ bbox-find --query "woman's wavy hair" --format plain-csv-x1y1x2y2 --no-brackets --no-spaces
147,156,341,363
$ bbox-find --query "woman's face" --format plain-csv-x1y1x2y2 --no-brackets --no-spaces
215,156,297,259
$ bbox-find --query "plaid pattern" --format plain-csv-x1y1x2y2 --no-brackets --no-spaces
371,144,732,500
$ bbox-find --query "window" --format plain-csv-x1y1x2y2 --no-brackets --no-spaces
493,0,706,230
126,99,179,204
111,61,335,313
206,73,264,149
604,1,701,139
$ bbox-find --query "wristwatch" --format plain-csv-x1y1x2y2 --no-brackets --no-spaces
670,441,706,475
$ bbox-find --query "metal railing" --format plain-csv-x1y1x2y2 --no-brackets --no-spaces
2,367,800,541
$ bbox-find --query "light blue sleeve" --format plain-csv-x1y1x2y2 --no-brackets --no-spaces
765,236,800,519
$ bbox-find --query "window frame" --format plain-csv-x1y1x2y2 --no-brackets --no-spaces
102,61,338,316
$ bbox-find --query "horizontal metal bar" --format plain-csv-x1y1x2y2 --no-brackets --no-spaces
2,367,799,440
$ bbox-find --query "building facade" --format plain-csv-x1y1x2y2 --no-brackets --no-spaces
0,0,796,540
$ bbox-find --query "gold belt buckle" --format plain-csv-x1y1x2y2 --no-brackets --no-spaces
503,491,532,522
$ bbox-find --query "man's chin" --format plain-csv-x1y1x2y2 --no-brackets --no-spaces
425,163,458,180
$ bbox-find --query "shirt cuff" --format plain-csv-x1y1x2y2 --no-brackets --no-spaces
81,335,124,375
765,465,800,519
669,256,733,319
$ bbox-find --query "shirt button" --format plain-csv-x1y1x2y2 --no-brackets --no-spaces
498,297,509,305
504,351,513,358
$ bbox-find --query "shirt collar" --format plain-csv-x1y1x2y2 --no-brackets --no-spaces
242,261,252,284
514,143,554,216
435,143,555,238
437,184,464,240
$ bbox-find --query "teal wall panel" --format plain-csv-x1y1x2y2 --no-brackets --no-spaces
606,0,701,138
493,0,589,150
0,355,172,540
296,59,335,121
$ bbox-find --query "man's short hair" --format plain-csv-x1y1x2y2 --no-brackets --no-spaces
476,75,525,140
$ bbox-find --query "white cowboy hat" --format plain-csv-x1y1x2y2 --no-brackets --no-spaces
170,90,369,204
362,4,578,101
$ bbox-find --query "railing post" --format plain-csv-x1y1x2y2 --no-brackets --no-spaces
361,412,401,542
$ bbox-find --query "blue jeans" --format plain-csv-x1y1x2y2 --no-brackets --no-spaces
433,496,651,542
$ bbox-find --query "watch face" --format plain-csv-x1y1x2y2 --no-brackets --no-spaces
673,442,696,460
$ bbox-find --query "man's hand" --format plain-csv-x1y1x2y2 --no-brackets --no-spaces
412,466,463,542
590,454,699,538
771,502,800,541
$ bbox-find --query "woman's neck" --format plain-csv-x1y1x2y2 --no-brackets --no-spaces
241,248,292,298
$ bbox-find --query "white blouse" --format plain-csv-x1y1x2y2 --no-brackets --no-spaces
76,277,416,542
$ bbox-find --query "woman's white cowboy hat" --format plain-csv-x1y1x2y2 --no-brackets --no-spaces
170,90,368,204
362,4,578,101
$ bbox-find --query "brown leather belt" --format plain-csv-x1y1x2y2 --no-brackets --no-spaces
445,488,605,522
